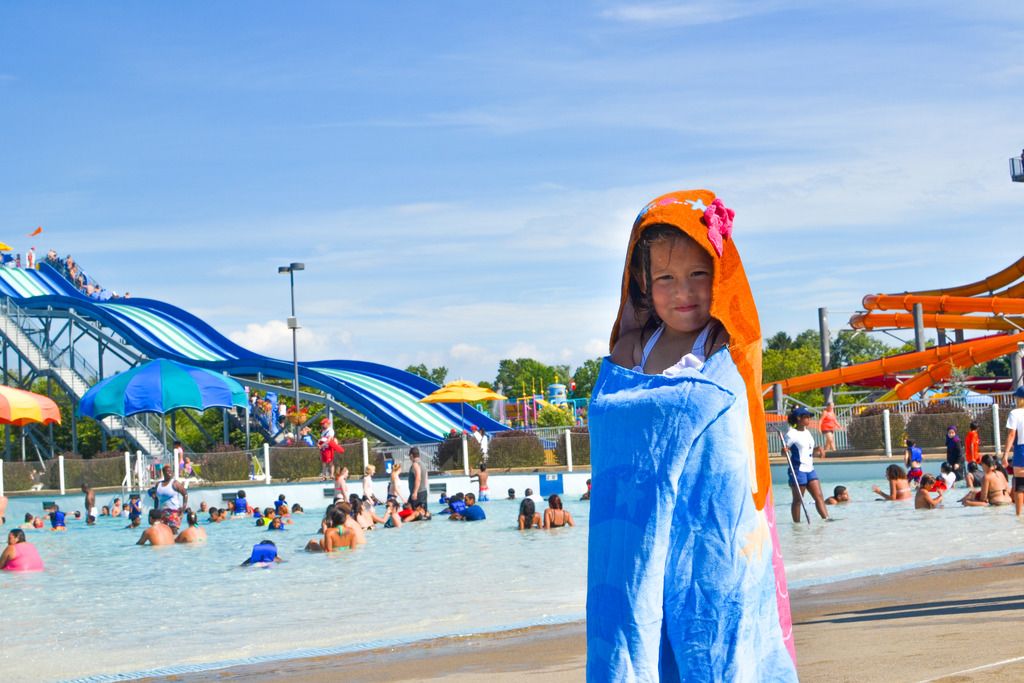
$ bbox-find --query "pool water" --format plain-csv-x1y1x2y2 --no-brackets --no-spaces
3,474,1022,681
0,494,589,682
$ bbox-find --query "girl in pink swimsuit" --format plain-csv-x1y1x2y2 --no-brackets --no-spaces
0,529,44,572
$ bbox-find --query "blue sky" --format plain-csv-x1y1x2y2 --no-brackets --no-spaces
2,2,1023,383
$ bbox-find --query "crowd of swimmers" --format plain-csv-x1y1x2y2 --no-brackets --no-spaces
1,452,586,571
785,386,1024,518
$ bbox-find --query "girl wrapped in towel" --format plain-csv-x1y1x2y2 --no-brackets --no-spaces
587,189,798,682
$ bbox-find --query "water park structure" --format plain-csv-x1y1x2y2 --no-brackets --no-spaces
769,255,1024,409
0,257,505,460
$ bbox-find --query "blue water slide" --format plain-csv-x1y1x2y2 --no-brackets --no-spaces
0,264,506,444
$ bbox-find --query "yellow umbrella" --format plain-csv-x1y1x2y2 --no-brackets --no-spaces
0,242,13,252
419,380,506,429
0,384,62,426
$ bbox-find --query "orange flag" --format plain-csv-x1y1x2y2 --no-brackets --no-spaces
27,226,42,237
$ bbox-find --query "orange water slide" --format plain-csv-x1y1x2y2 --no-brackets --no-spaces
773,331,1024,395
862,294,1024,315
850,312,1024,331
899,256,1024,297
892,338,1024,399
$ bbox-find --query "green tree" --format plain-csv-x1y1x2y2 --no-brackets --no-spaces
572,358,603,399
829,330,894,368
405,364,448,386
761,345,823,407
765,331,793,351
536,405,574,427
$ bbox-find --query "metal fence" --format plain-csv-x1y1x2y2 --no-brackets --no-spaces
767,392,1020,456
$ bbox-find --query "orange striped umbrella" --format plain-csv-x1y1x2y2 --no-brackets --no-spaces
0,384,61,426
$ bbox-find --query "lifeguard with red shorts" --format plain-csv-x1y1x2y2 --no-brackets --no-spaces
318,417,345,480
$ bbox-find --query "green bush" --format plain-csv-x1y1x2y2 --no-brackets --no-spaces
3,462,41,492
194,451,249,484
906,405,972,449
268,447,320,481
554,427,590,466
48,453,126,489
487,431,545,469
434,436,483,471
847,406,906,451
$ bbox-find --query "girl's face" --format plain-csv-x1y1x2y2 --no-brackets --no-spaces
948,429,956,438
648,237,713,335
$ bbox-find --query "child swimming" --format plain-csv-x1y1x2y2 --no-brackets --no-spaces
905,439,924,485
588,190,797,680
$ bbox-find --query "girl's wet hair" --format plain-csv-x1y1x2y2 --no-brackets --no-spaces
519,498,536,527
885,464,907,480
187,511,198,526
548,494,563,510
10,529,26,543
981,454,998,468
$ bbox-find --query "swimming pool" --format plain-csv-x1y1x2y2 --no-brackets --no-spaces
2,470,1020,681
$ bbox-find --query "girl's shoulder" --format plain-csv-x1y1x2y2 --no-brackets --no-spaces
610,329,641,369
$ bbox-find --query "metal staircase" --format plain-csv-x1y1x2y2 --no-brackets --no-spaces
0,298,169,458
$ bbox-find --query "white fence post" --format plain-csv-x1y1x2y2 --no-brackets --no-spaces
136,450,144,490
263,443,271,485
173,451,181,482
565,428,574,472
361,438,369,472
124,451,132,490
58,455,66,495
993,403,1002,456
462,434,470,476
882,409,892,458
0,460,5,496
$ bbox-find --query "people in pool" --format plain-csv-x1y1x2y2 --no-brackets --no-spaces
783,406,829,522
945,426,964,481
232,490,250,516
938,462,956,491
961,455,1011,507
470,463,489,501
965,422,981,466
915,474,944,510
362,465,381,505
1001,386,1024,516
506,488,516,500
175,510,207,543
904,439,924,485
825,485,850,505
518,498,541,529
449,492,485,521
47,503,67,530
0,529,44,572
305,508,354,552
581,479,591,501
543,494,574,528
154,465,188,532
382,498,403,528
873,464,913,501
137,509,175,546
242,539,284,566
819,401,839,456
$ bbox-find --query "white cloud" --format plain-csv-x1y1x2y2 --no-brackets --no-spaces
600,1,794,26
226,320,351,361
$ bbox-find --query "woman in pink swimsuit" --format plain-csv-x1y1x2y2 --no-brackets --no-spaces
0,529,44,572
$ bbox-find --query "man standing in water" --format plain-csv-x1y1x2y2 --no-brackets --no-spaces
154,465,188,532
136,509,175,545
82,484,97,520
408,447,429,511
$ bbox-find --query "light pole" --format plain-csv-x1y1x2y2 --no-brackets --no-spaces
278,262,305,435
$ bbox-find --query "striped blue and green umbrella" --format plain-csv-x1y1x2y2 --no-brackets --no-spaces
78,359,247,418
